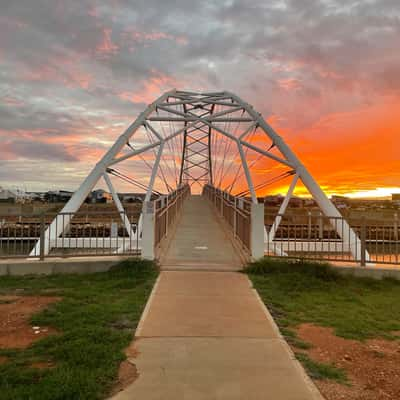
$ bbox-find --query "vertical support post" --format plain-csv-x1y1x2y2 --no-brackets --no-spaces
395,213,398,265
318,211,323,239
307,211,312,239
142,201,155,260
39,213,45,261
251,202,265,259
166,195,169,237
360,217,366,267
233,197,237,238
236,140,257,203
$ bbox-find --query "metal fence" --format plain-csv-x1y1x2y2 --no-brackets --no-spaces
203,185,251,253
0,211,140,259
154,184,190,247
265,213,400,266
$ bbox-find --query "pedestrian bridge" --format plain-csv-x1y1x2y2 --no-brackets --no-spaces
25,90,381,266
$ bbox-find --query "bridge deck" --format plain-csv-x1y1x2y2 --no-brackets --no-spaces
161,195,242,269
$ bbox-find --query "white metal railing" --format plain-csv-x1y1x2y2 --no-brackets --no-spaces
154,184,190,248
0,210,141,260
265,213,400,266
203,184,252,253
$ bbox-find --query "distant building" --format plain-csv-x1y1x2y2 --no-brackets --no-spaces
118,192,146,203
46,190,73,203
288,196,303,208
331,195,350,209
303,198,317,207
0,187,17,203
392,193,400,206
263,195,284,207
90,189,113,203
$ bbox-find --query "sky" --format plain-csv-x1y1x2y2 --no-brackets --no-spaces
1,0,399,198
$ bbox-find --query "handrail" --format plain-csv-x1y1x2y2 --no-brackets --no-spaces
203,184,252,252
154,184,190,247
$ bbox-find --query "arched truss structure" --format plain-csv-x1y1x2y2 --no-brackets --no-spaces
31,90,364,259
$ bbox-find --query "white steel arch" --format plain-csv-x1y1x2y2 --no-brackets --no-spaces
31,90,367,260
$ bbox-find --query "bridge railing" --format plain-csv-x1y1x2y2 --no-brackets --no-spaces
153,184,190,249
0,210,141,260
265,212,400,266
203,184,253,254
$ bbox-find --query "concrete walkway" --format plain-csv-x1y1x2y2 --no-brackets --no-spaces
161,195,242,269
111,271,322,400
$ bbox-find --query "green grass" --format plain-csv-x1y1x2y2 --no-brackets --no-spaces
295,353,348,383
246,258,400,382
0,258,158,400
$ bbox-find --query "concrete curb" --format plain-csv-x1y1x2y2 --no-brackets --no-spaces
331,263,400,280
135,274,161,337
0,256,130,276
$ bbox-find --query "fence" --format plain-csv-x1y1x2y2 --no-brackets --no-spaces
0,211,140,259
203,184,252,253
265,212,400,266
154,184,190,247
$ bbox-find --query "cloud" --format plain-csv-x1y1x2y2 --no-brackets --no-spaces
0,0,399,194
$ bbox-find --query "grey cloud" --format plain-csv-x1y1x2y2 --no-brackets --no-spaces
1,0,400,189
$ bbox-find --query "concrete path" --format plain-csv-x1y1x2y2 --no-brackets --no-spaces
111,271,322,400
161,195,242,269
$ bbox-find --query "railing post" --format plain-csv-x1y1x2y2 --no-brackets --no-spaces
395,213,398,265
360,216,366,267
233,197,237,238
251,202,265,260
142,201,155,260
166,195,169,237
39,213,45,261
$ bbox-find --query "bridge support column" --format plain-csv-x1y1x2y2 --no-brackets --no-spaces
251,203,265,260
141,202,155,260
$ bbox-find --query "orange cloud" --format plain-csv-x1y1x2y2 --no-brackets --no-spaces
257,96,400,197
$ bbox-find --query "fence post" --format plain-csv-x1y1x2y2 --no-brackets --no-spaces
394,213,398,265
251,202,265,260
141,201,155,260
233,197,237,238
166,195,169,237
39,214,45,261
360,216,366,267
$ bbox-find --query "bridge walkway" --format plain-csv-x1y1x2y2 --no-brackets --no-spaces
110,196,322,400
111,271,321,400
160,195,242,270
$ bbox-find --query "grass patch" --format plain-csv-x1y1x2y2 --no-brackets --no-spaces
246,258,400,341
247,258,400,383
295,353,348,383
0,258,158,400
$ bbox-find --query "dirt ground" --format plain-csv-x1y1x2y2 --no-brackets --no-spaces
294,323,400,400
0,295,59,349
110,340,139,395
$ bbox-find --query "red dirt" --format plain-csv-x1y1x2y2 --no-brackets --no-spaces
294,323,400,400
30,361,55,369
0,295,60,349
110,340,140,395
